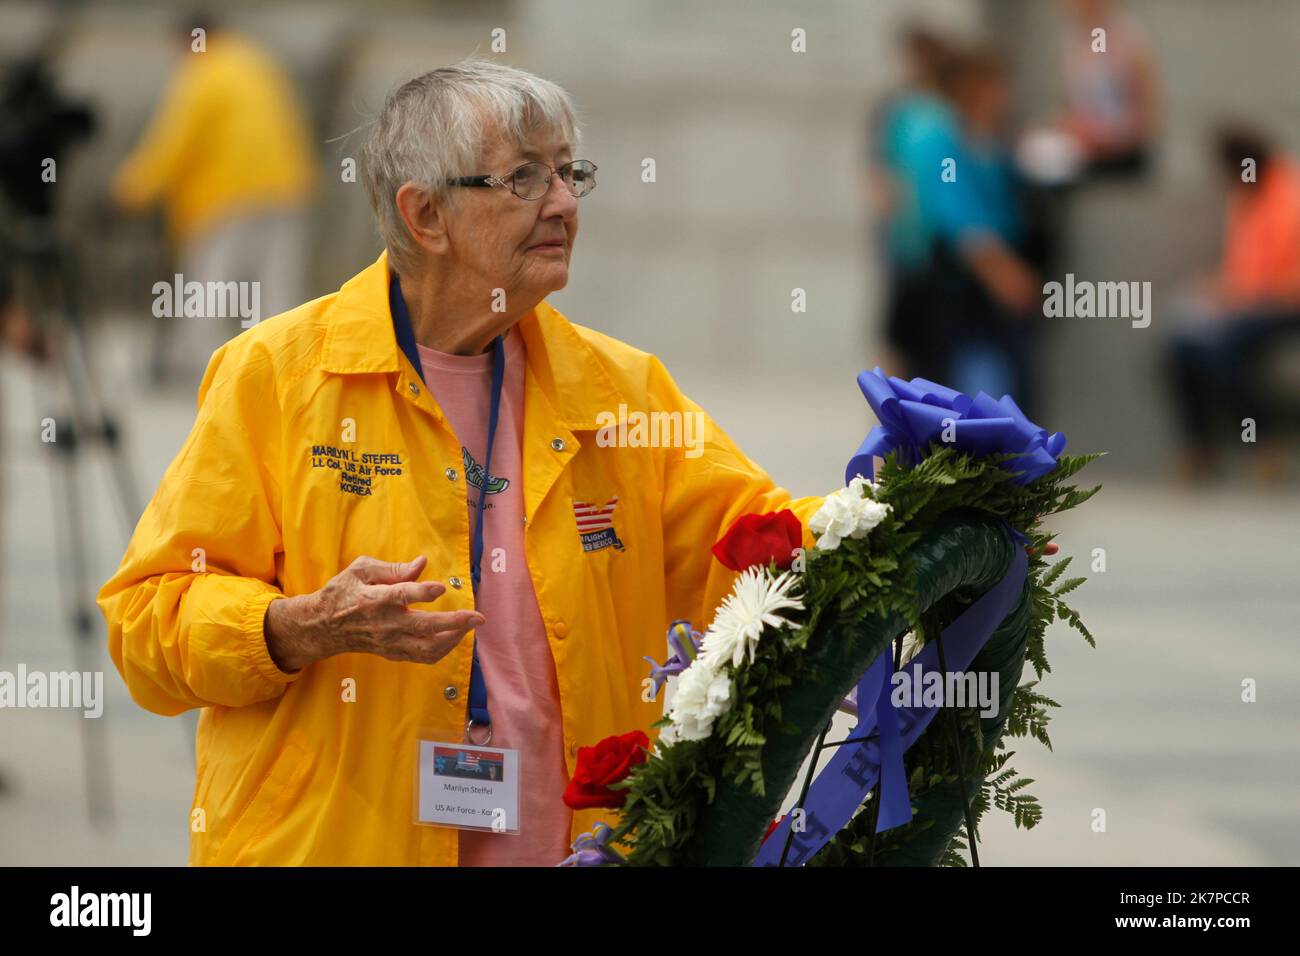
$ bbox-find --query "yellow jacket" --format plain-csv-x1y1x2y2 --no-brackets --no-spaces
112,32,316,243
98,251,825,865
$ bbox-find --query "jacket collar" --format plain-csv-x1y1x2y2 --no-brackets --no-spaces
320,250,624,431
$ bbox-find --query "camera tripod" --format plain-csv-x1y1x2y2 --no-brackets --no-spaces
8,217,142,829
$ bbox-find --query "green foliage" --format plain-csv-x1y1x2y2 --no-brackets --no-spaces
1006,682,1059,751
604,445,1100,866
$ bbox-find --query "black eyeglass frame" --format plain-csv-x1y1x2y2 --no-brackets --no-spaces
445,159,598,200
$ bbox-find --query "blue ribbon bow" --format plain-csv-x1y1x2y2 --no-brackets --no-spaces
845,368,1067,487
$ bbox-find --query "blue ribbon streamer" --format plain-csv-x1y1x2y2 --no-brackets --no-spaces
753,363,1063,866
753,545,1028,866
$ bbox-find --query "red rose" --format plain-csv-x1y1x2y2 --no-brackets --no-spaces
562,730,651,810
711,509,803,572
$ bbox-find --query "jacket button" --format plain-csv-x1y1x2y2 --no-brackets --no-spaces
409,382,420,396
550,437,566,452
554,620,569,639
449,576,463,589
444,685,458,700
445,467,458,482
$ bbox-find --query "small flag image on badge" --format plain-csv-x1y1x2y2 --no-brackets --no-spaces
573,496,625,553
433,745,506,782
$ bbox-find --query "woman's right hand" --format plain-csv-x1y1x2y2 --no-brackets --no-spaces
264,555,484,672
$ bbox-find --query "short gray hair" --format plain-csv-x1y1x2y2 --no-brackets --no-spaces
361,58,584,275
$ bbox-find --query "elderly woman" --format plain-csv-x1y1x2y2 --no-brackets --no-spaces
98,59,825,866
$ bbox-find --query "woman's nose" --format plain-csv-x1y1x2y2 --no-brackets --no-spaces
540,172,579,214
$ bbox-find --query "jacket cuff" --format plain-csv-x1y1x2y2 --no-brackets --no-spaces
242,590,301,687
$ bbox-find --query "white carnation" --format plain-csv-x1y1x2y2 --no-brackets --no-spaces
809,475,892,551
665,657,733,742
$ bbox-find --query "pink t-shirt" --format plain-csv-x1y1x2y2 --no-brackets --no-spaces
417,326,573,866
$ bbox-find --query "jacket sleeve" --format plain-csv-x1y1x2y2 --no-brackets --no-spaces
650,355,826,633
97,340,298,716
111,62,205,211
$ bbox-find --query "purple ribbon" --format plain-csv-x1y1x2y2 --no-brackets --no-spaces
753,544,1028,866
845,368,1067,487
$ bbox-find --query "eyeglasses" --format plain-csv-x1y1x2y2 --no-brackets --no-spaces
446,159,598,201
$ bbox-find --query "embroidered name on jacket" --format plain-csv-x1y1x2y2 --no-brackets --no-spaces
573,497,625,552
309,445,404,497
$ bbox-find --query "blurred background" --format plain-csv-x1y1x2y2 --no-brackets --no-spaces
1,0,1297,865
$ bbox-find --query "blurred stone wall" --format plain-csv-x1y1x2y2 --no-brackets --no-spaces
3,0,1297,474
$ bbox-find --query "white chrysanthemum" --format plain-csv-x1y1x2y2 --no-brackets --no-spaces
809,475,892,551
699,567,805,670
660,569,805,744
665,658,733,741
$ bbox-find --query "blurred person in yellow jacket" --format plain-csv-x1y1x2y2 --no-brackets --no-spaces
112,13,316,386
98,60,830,866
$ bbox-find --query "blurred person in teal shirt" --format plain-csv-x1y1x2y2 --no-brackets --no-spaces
907,46,1044,417
869,25,957,384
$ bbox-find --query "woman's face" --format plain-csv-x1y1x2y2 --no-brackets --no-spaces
442,126,580,313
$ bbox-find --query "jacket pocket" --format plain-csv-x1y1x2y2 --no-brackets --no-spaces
211,736,314,866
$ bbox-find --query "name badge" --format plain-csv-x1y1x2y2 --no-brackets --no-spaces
415,737,520,833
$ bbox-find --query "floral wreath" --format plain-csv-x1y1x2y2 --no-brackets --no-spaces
559,370,1100,867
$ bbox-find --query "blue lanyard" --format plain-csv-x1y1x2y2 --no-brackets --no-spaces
466,335,506,730
388,271,500,733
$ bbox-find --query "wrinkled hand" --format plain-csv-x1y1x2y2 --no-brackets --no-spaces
265,555,484,672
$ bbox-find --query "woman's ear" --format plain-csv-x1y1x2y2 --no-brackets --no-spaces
395,183,450,257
